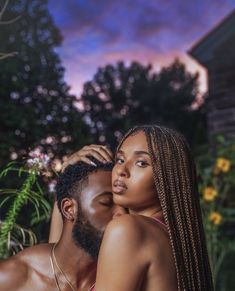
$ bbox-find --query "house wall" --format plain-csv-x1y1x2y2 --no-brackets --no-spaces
207,36,235,140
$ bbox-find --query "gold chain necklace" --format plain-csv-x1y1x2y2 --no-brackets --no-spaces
50,243,62,291
50,243,95,291
50,243,76,291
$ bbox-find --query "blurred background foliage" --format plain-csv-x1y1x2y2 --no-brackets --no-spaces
0,0,234,289
196,136,235,289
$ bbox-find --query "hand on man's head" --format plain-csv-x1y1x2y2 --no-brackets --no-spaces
61,144,113,172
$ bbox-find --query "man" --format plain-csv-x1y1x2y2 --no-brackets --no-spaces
0,157,125,291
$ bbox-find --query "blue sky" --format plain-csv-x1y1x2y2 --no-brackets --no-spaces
48,0,235,97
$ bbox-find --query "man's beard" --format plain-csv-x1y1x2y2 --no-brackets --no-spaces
72,211,103,259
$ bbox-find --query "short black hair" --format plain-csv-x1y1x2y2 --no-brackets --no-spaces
56,157,113,216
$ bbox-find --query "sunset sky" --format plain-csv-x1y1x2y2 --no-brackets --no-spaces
48,0,235,97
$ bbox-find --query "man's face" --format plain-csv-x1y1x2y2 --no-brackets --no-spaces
72,170,126,258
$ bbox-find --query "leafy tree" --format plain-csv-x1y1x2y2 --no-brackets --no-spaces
81,60,207,149
0,0,89,167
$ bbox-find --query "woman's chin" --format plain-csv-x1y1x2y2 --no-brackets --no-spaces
113,194,130,208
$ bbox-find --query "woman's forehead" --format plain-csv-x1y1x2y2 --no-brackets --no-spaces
119,131,148,152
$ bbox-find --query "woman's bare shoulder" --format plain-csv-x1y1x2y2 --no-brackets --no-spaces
103,215,143,245
104,214,163,247
107,214,145,230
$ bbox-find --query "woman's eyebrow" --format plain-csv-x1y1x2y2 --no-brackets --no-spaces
116,150,150,156
134,150,150,156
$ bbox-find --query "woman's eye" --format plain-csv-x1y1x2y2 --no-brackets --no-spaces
136,160,148,167
116,157,124,164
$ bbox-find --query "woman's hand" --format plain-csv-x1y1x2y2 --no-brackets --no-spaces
61,144,113,172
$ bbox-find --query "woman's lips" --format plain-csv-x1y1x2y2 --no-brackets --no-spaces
113,180,127,194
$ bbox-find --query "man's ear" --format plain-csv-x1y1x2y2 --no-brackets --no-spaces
61,198,77,221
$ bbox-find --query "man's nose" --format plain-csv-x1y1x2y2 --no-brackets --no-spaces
112,206,127,219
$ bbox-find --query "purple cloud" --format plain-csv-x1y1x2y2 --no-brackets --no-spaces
48,0,235,96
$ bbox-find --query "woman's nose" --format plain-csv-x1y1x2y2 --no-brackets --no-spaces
112,206,127,219
116,162,129,177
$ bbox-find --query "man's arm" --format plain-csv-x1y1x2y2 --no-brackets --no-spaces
95,215,149,291
0,256,28,290
48,201,63,243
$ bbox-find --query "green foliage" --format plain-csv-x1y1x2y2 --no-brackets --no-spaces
81,59,207,149
196,137,235,289
0,0,90,168
0,162,51,258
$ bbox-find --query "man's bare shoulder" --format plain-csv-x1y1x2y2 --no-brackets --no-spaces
0,252,29,289
18,243,51,257
0,243,51,290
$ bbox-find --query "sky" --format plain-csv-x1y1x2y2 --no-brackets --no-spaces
48,0,235,98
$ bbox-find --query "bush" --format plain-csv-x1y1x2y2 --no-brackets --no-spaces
196,136,235,289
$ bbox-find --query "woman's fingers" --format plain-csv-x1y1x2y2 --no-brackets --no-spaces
61,144,113,172
79,156,97,166
82,145,113,162
92,146,113,162
83,148,111,163
99,145,113,161
61,153,81,172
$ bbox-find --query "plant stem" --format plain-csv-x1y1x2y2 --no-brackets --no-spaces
0,171,36,257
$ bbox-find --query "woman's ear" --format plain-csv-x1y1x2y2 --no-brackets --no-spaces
61,198,77,221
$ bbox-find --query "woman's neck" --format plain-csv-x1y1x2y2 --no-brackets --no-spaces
128,204,163,218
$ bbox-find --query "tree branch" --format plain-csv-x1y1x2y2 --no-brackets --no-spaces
0,51,18,60
0,0,10,21
0,0,22,60
0,14,21,25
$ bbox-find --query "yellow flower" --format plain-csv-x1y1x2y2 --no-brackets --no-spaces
203,187,217,202
209,212,222,225
216,158,231,173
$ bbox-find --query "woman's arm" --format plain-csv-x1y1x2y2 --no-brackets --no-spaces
95,215,148,291
48,201,63,243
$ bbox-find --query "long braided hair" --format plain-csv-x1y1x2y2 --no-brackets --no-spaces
117,125,214,291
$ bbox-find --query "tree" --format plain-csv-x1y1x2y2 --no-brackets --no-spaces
0,0,89,167
81,60,207,149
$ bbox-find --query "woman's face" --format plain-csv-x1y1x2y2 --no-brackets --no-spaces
112,130,159,211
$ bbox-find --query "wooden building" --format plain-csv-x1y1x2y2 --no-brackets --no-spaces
188,10,235,141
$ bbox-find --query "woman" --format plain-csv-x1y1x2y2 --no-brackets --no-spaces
94,125,214,291
50,125,214,290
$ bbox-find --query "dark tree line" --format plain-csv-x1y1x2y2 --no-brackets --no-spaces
81,60,207,150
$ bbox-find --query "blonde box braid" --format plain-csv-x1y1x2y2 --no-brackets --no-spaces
117,125,214,291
